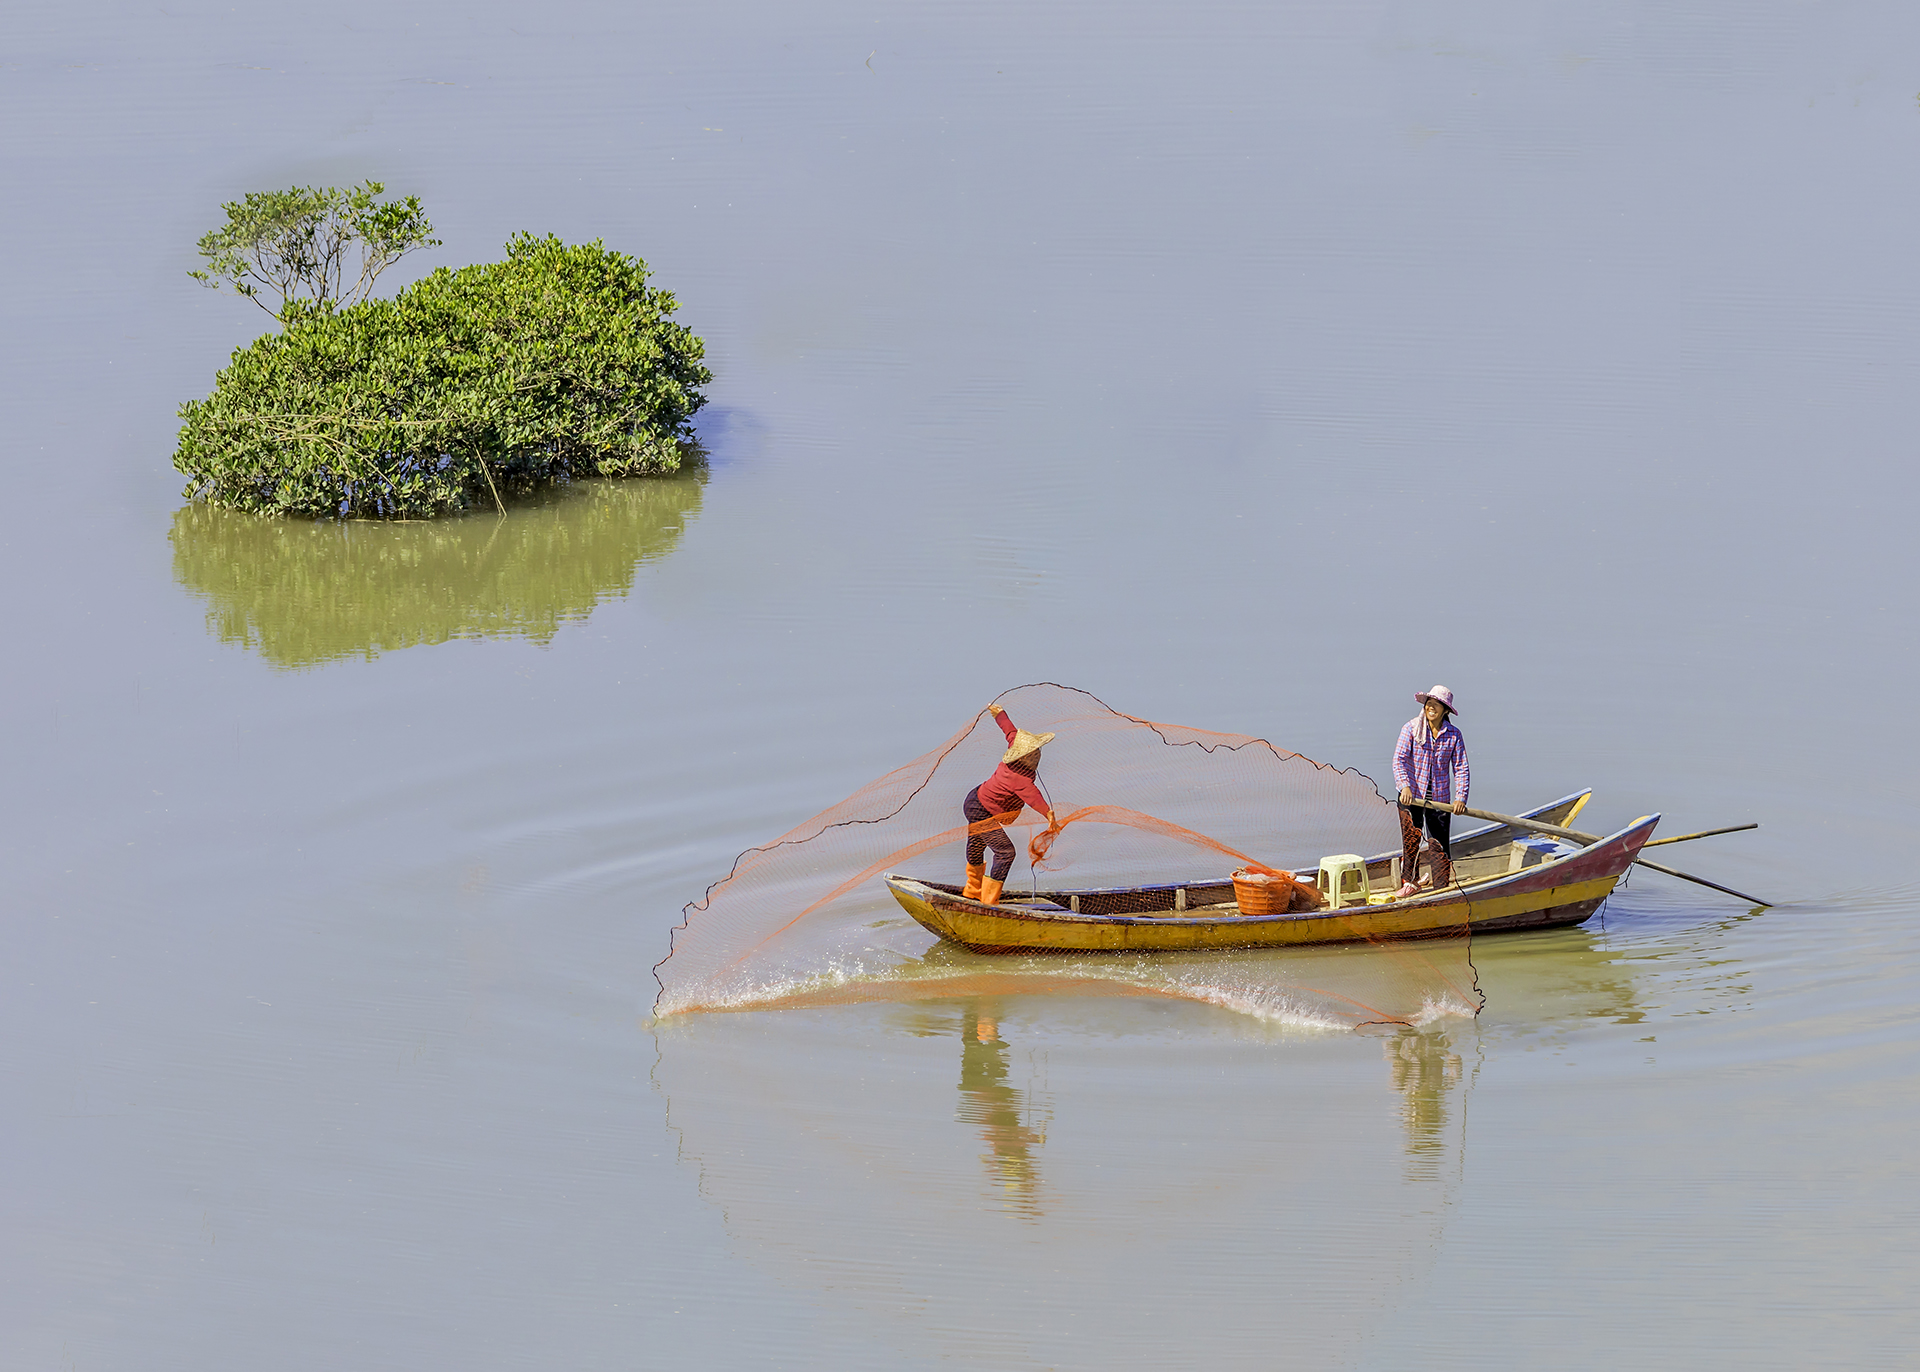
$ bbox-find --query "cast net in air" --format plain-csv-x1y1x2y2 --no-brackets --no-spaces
654,684,1481,1030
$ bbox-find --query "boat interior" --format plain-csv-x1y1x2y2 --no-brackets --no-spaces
905,791,1596,919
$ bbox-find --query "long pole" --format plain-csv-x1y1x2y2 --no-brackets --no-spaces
1407,799,1770,907
1642,823,1759,848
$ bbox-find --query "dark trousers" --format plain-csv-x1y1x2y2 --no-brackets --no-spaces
964,786,1017,881
1399,803,1453,886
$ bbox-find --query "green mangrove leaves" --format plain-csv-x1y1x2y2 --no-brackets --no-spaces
190,180,440,320
176,233,712,519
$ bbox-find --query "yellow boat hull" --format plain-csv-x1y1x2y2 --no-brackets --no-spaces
884,804,1655,956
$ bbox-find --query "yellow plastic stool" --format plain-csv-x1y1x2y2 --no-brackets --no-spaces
1317,854,1370,910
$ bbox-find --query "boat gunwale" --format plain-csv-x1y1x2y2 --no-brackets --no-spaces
888,788,1597,911
885,801,1655,930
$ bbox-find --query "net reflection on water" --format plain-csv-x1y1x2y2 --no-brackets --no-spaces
656,912,1480,1034
168,471,704,668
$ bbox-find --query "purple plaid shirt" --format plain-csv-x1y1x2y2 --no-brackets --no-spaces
1393,715,1470,804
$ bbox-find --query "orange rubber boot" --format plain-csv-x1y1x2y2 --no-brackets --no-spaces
980,875,1005,906
962,864,985,901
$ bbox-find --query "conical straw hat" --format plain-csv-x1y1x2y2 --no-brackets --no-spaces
1002,729,1054,764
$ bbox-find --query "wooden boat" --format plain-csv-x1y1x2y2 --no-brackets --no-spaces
884,790,1656,954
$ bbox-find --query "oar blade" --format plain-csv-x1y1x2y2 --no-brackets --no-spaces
1632,857,1771,908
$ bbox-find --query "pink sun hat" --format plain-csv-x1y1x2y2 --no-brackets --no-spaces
1414,684,1459,717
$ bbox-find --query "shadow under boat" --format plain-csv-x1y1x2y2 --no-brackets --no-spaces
885,789,1659,955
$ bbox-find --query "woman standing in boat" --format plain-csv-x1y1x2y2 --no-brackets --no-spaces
963,704,1058,906
1394,685,1470,898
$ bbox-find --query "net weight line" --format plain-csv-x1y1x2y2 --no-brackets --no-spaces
1405,799,1769,907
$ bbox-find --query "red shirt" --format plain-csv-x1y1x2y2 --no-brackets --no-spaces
976,710,1050,818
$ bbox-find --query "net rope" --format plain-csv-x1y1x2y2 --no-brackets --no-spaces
654,683,1482,1029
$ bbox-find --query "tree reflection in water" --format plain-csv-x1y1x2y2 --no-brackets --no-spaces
168,470,704,669
957,1001,1050,1218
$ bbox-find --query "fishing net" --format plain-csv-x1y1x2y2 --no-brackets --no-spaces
654,683,1482,1029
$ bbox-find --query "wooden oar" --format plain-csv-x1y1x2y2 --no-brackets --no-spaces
1642,823,1758,848
1619,855,1770,906
1407,799,1770,907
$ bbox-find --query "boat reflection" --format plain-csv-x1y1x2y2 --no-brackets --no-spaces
644,908,1687,1363
1473,919,1653,1029
651,993,1482,1362
169,471,704,669
1376,922,1662,1173
956,1001,1049,1217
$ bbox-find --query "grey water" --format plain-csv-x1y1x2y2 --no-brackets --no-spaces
4,0,1918,1366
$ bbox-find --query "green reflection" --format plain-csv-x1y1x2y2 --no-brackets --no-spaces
169,471,704,669
958,1001,1049,1217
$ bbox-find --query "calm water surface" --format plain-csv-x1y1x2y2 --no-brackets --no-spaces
3,0,1917,1367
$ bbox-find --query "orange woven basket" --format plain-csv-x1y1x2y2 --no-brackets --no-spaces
1230,868,1287,916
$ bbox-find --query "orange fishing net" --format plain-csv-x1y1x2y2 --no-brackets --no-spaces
654,684,1481,1029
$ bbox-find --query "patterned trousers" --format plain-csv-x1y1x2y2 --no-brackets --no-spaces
1399,804,1453,887
964,786,1018,881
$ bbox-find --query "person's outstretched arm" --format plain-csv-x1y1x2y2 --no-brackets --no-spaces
987,704,1053,824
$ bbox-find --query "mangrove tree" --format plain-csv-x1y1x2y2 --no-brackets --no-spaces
176,230,711,518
